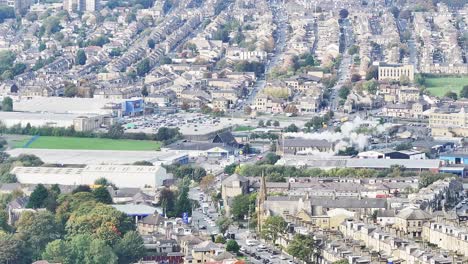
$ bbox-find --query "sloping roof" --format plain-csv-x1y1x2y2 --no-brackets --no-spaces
396,207,432,220
222,174,248,185
212,131,238,146
282,138,334,148
310,197,387,209
140,213,166,225
112,204,160,216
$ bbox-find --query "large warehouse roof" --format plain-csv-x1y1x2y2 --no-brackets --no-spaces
7,148,187,165
11,165,171,188
13,97,127,114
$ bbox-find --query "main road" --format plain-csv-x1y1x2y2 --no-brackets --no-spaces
329,18,354,112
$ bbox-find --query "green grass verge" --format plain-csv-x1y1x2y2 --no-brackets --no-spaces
425,76,468,97
12,137,32,148
21,136,161,151
234,125,255,132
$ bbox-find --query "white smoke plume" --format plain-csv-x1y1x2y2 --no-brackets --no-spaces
284,117,392,154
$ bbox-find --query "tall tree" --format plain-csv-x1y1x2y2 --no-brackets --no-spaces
0,234,27,264
460,85,468,99
225,239,240,253
15,211,61,261
114,231,145,264
261,216,287,244
86,239,117,264
287,234,320,263
93,187,113,204
76,49,87,65
136,58,151,77
175,183,192,217
27,184,49,209
1,96,13,112
42,240,71,264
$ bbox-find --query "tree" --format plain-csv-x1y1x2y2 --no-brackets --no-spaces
1,97,13,111
339,9,349,18
226,239,240,253
114,231,145,264
258,120,265,127
348,45,359,55
86,239,118,264
265,120,272,127
285,124,299,133
136,58,151,77
66,203,133,245
133,160,153,166
244,105,252,115
147,38,155,49
16,211,61,260
230,194,251,220
199,175,216,191
76,49,87,65
216,215,233,234
175,183,192,217
284,104,298,114
333,260,349,264
224,163,237,175
215,235,226,244
287,234,319,263
460,85,468,99
351,73,362,82
63,83,78,97
141,86,149,97
363,80,378,94
72,185,92,193
0,234,26,264
42,240,71,264
273,120,280,127
159,188,176,217
365,66,378,80
107,123,124,139
27,184,49,209
93,187,113,204
338,86,350,99
261,216,287,244
444,91,457,100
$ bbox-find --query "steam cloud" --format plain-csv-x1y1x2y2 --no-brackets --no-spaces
284,117,392,155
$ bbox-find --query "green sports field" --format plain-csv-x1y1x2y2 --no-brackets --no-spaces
425,76,468,97
15,136,161,151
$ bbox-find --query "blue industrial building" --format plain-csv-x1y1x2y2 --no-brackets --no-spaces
122,99,144,116
439,153,468,165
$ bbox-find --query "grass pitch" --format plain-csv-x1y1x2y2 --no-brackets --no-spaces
16,136,161,151
425,76,468,97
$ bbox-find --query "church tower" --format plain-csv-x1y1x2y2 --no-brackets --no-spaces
256,172,268,233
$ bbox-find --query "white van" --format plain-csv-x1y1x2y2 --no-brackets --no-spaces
246,239,258,246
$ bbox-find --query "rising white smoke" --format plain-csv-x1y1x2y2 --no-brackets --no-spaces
284,116,392,154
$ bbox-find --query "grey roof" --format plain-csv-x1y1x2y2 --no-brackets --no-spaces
8,197,29,209
140,213,166,225
310,197,387,209
376,209,396,217
282,138,334,148
346,159,440,169
440,152,468,158
166,141,233,151
396,207,432,220
222,173,248,185
112,204,160,216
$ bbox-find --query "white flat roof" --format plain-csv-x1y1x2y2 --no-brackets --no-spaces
14,97,126,114
7,148,187,165
11,164,171,188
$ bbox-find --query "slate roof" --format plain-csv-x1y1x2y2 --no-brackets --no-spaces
282,138,334,148
310,197,387,209
396,207,432,220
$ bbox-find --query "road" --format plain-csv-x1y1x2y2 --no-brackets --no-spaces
243,2,288,107
329,18,354,112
